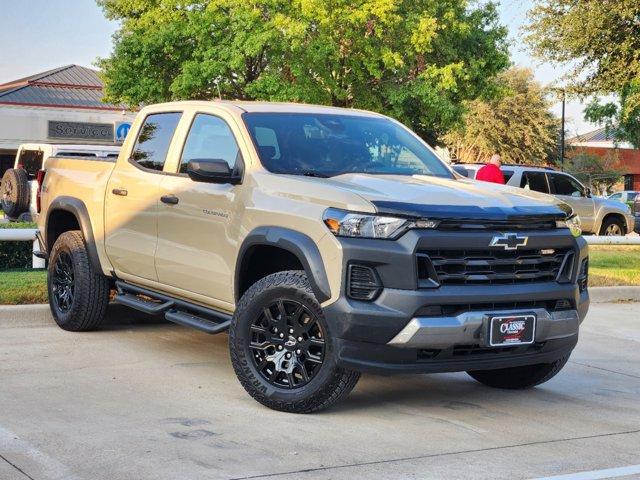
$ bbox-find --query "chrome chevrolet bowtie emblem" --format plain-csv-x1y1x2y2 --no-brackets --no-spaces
490,233,528,250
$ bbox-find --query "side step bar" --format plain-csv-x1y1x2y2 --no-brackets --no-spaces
114,281,231,334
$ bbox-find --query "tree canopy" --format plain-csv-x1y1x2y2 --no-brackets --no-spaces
97,0,509,140
526,0,640,147
565,151,624,195
443,68,558,165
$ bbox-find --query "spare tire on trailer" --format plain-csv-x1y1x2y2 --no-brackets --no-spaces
0,168,30,218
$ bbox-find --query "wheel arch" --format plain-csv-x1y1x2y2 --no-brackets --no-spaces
235,227,331,303
45,196,102,271
599,212,628,235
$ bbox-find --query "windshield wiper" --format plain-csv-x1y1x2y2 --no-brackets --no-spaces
299,171,330,178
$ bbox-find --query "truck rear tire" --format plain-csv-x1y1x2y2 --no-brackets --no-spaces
48,230,110,331
467,355,570,389
229,270,360,413
1,168,29,218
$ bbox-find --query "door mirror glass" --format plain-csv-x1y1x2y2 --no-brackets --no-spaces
585,187,592,198
187,159,241,184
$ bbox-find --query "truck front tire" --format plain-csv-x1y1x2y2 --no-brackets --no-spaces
48,230,110,331
229,270,360,413
467,355,570,389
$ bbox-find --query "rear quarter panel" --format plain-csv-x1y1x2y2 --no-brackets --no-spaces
39,157,116,274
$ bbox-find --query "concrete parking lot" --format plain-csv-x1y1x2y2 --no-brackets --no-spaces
1,302,639,480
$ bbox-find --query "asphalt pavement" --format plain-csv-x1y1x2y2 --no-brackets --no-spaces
0,302,639,480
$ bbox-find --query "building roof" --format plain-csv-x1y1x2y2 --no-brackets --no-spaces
569,127,614,143
0,65,122,111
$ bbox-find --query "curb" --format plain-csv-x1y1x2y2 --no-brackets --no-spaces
0,304,52,327
589,286,640,304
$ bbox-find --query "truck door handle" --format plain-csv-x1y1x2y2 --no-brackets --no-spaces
161,194,179,205
112,188,128,196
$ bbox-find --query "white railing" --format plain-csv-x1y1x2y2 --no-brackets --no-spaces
584,235,640,245
0,228,638,270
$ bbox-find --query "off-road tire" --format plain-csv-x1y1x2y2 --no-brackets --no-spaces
48,230,110,331
229,270,360,413
467,355,570,389
0,168,29,218
599,217,625,236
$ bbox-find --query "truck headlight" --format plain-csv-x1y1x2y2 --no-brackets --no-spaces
556,215,582,237
323,208,435,239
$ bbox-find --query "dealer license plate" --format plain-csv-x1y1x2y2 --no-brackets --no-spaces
488,314,536,347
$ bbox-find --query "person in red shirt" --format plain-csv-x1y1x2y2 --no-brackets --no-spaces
475,154,505,184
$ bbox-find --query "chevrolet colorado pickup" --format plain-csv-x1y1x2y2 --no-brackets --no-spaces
37,101,589,413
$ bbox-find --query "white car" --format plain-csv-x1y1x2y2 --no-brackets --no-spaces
454,164,634,235
1,143,120,221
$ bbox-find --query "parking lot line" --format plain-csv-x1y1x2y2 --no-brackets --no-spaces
531,464,640,480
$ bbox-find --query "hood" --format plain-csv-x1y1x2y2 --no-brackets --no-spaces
323,174,572,221
595,196,632,214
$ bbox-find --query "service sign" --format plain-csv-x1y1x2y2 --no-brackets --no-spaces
48,121,114,142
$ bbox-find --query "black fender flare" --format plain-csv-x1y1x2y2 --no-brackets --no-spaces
45,196,102,272
235,226,332,303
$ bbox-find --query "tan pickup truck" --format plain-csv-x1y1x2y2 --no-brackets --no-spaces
37,101,589,412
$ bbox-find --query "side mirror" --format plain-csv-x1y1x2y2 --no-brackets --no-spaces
186,159,242,185
585,187,592,198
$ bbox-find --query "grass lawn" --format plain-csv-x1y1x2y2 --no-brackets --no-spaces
0,269,48,305
588,245,640,287
0,245,638,305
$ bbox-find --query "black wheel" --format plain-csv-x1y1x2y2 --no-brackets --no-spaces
467,355,570,389
229,271,360,413
48,230,110,331
1,168,29,218
599,217,625,236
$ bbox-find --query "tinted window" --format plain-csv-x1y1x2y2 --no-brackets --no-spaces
502,170,514,182
243,113,452,178
131,112,182,171
629,192,638,202
609,193,622,201
179,114,241,174
549,173,583,197
520,171,549,193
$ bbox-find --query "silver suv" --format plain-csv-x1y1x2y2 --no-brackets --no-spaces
455,164,634,236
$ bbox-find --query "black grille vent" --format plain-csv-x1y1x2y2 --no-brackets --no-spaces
417,342,547,361
347,264,381,301
414,299,574,317
417,248,572,286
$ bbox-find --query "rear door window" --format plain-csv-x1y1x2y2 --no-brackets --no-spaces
502,170,514,182
130,112,182,172
520,171,549,193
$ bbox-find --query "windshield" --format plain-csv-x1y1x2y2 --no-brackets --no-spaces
243,112,452,178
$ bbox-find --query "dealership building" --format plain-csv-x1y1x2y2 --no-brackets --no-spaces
569,127,640,191
0,64,134,176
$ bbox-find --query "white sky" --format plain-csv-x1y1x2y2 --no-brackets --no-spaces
0,0,600,136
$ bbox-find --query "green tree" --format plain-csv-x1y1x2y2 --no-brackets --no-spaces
97,0,509,140
526,0,640,147
565,151,624,196
443,67,558,165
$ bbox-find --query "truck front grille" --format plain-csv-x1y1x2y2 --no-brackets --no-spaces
417,248,573,286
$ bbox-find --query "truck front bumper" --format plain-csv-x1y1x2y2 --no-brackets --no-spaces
323,230,589,375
